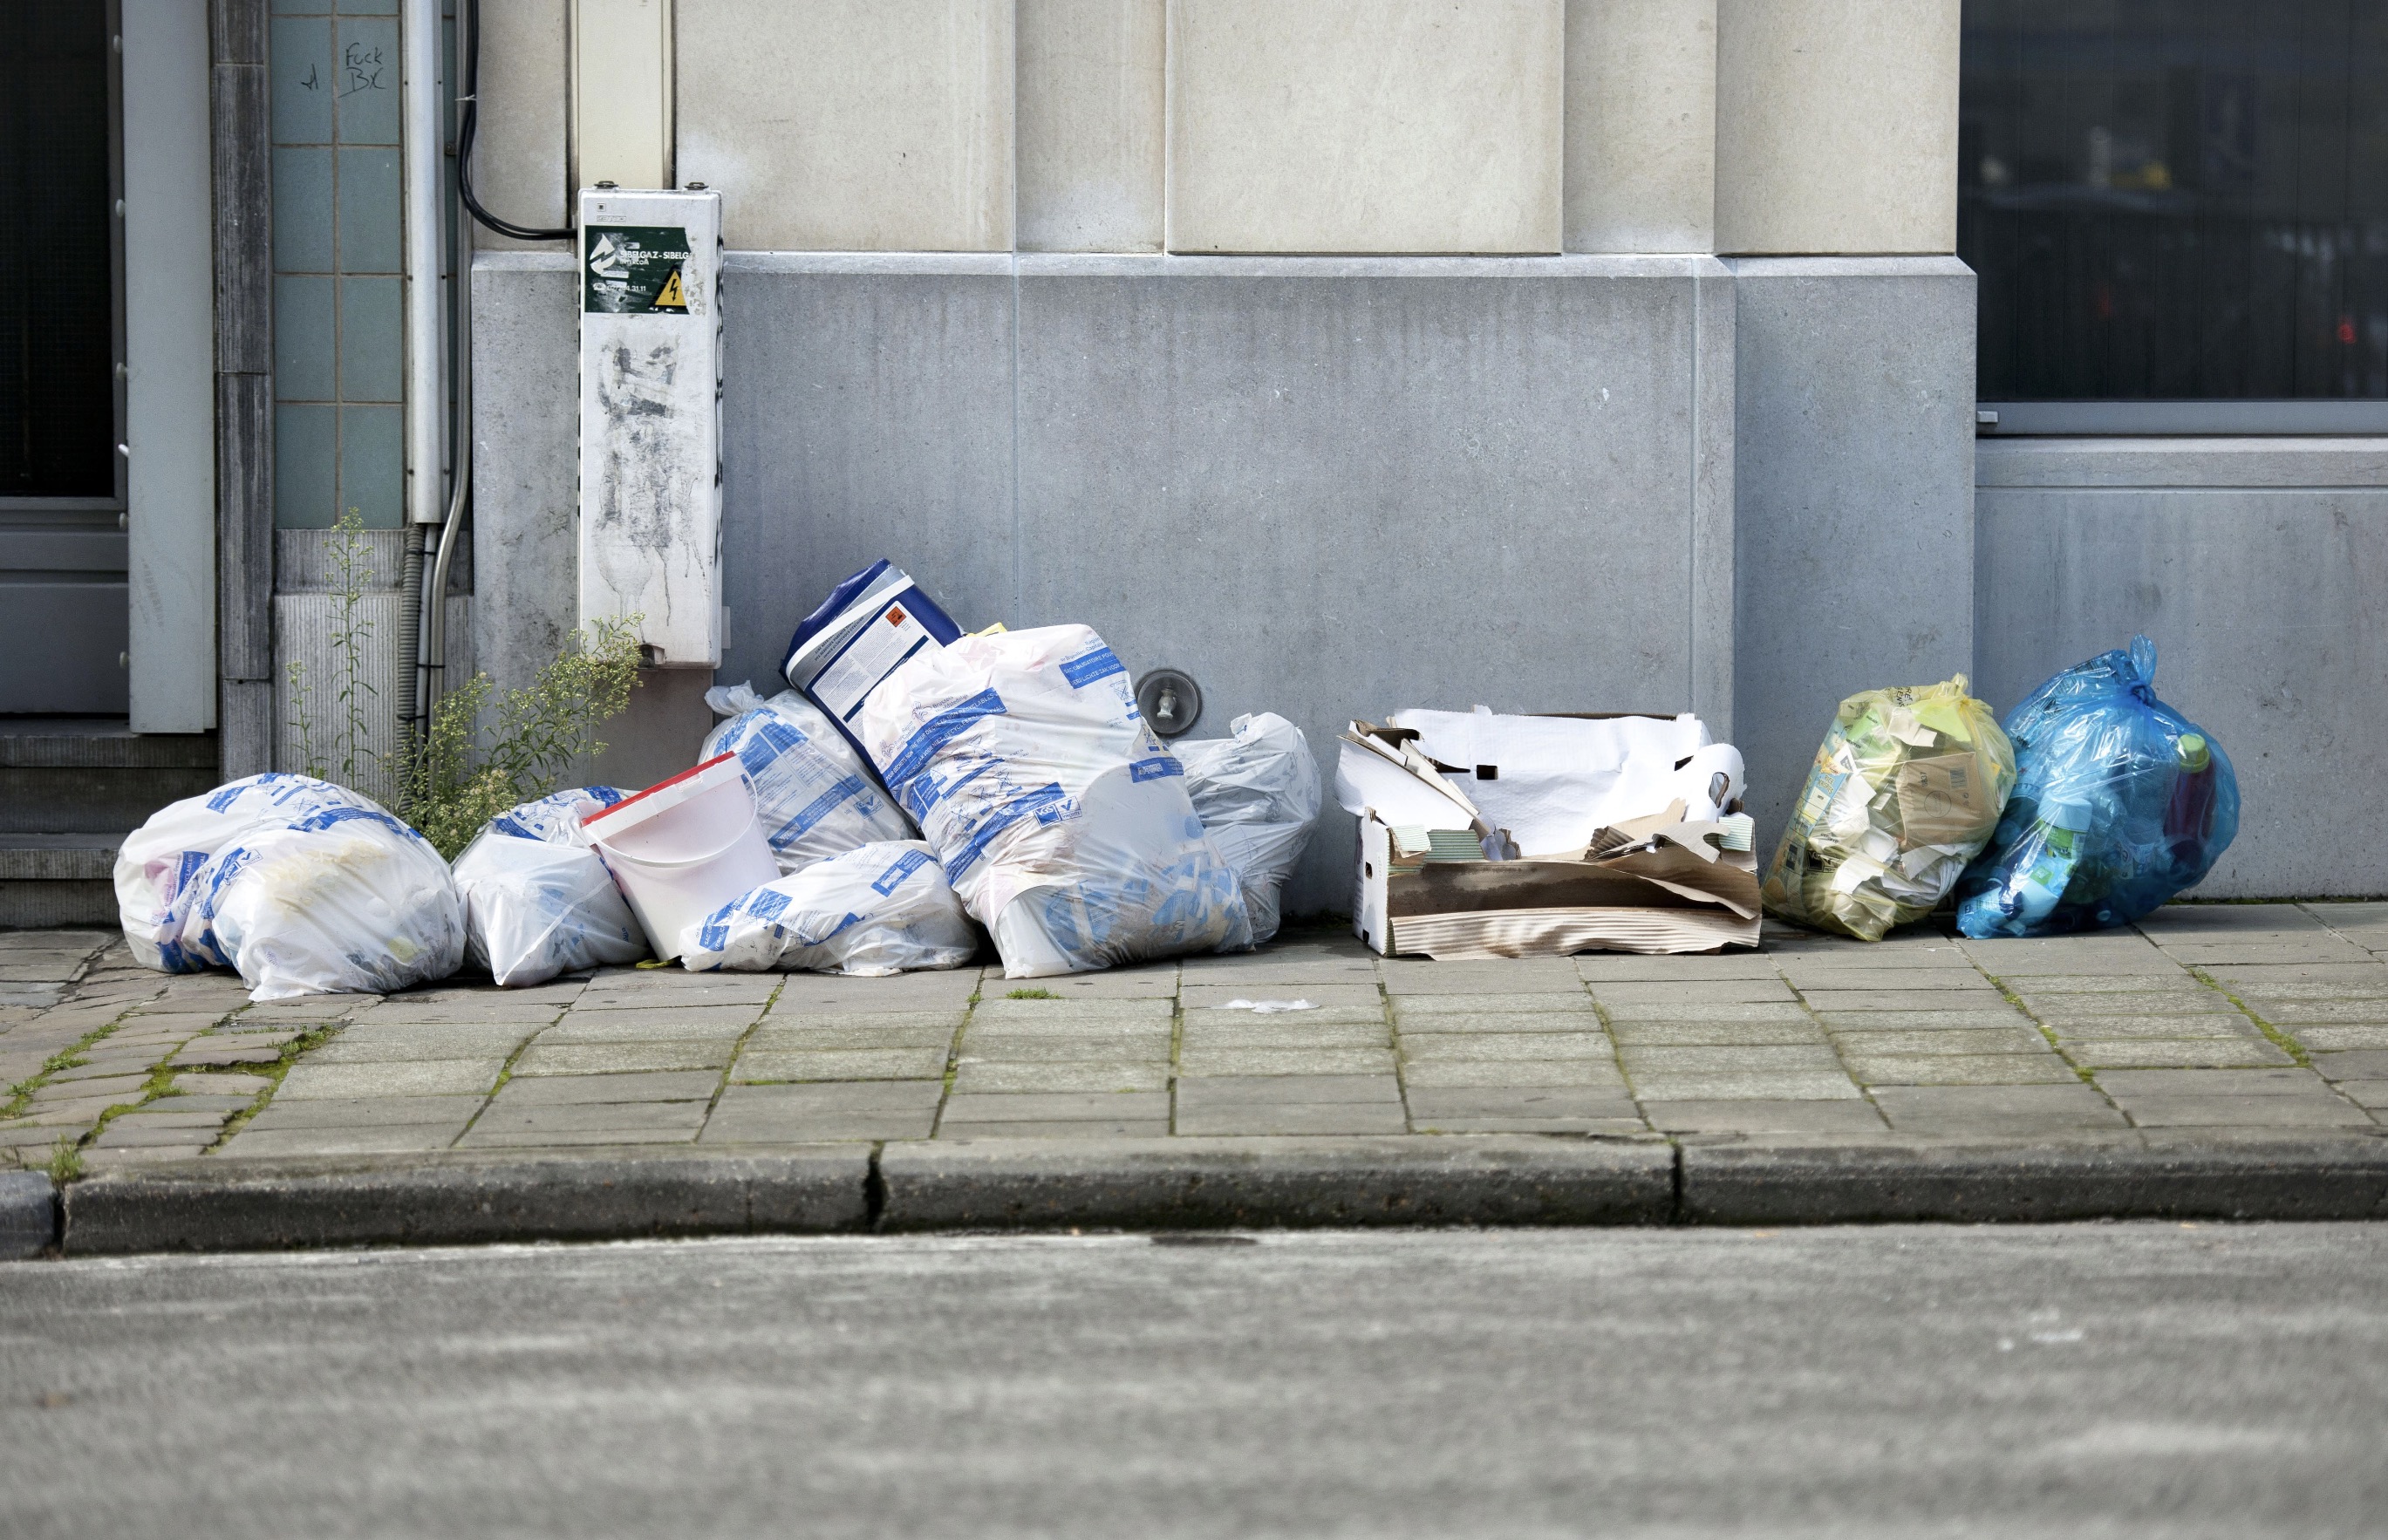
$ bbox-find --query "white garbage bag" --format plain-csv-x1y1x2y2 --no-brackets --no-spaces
856,624,1250,977
701,683,914,872
451,787,651,987
680,840,979,975
116,773,378,973
115,773,464,1001
1176,712,1321,944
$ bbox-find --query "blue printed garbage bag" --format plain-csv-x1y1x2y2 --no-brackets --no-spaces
701,683,913,872
680,841,979,975
856,624,1252,977
1955,637,2239,938
451,788,652,987
1176,712,1321,944
114,773,464,1001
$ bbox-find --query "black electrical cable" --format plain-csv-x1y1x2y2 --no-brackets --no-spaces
456,0,573,242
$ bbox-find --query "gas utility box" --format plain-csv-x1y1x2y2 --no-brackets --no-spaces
577,186,724,667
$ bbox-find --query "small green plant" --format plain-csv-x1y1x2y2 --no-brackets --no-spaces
45,1135,83,1183
279,508,642,855
395,616,645,858
284,508,379,785
1006,987,1059,1000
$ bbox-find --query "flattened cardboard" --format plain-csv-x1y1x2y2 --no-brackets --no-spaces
1354,810,1760,960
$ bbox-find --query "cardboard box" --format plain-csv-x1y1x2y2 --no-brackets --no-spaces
1336,716,1761,959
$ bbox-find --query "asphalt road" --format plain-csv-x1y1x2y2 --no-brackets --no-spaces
3,1224,2385,1537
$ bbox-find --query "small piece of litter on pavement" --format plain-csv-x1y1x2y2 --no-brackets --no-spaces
1217,999,1317,1013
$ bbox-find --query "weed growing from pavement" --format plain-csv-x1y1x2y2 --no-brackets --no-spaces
1984,975,2104,1087
1007,988,1058,1000
72,1052,192,1155
45,1136,82,1183
706,976,786,1120
282,508,379,788
396,616,644,859
282,520,643,858
206,1024,345,1151
1,1011,138,1121
2187,967,2313,1068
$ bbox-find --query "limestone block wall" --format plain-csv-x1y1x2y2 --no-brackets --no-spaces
467,0,1962,259
1713,0,1962,256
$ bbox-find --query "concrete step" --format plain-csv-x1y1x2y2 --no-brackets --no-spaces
0,719,217,835
0,833,122,930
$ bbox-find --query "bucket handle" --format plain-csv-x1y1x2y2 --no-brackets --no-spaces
592,809,767,873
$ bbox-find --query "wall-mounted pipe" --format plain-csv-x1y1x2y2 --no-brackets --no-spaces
399,0,445,731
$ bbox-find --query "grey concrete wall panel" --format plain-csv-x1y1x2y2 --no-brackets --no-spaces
714,254,1020,693
470,256,581,702
1013,256,1735,915
484,253,1739,916
1976,438,2388,899
1728,257,1978,855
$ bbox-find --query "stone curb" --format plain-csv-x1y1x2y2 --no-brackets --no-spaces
876,1135,1678,1231
0,1170,58,1258
59,1148,871,1254
24,1133,2388,1254
1681,1136,2388,1224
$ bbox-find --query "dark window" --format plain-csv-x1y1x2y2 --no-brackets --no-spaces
0,2,117,497
1962,0,2388,402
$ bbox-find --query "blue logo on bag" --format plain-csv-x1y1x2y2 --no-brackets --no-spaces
290,805,416,841
1128,755,1183,783
1059,646,1124,688
777,774,870,843
880,688,1007,789
872,848,933,895
945,784,1069,879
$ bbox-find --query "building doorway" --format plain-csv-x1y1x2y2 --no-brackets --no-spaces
0,0,127,717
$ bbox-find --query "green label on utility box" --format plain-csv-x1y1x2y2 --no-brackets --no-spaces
583,224,691,314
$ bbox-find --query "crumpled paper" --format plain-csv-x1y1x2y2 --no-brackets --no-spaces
1761,677,2016,941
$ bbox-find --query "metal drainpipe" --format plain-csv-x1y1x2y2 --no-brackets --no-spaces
422,0,473,727
399,0,446,735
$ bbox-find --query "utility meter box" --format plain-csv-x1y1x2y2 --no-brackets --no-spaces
577,186,723,667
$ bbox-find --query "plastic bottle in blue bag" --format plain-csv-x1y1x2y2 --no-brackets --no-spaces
1955,637,2238,938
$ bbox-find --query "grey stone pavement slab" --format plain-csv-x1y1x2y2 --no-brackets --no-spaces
4,904,2388,1244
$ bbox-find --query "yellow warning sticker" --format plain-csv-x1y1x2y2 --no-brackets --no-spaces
654,268,686,311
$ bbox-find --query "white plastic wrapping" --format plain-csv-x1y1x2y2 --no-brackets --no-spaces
701,683,914,872
680,841,979,975
856,625,1250,977
114,773,464,1001
451,787,651,987
1176,712,1321,944
1379,707,1740,855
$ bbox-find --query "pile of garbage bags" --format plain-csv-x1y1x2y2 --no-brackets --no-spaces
111,549,2245,1000
110,558,1326,998
1764,637,2238,942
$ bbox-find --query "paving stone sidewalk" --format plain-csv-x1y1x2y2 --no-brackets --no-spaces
6,901,2388,1180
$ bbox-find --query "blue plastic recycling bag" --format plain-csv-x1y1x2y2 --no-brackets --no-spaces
1955,637,2238,938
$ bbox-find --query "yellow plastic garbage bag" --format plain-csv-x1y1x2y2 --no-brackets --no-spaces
1761,676,2016,941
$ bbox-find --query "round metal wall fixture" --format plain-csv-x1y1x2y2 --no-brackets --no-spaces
1135,668,1204,739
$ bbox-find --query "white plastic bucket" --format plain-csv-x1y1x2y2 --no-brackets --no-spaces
582,753,779,960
